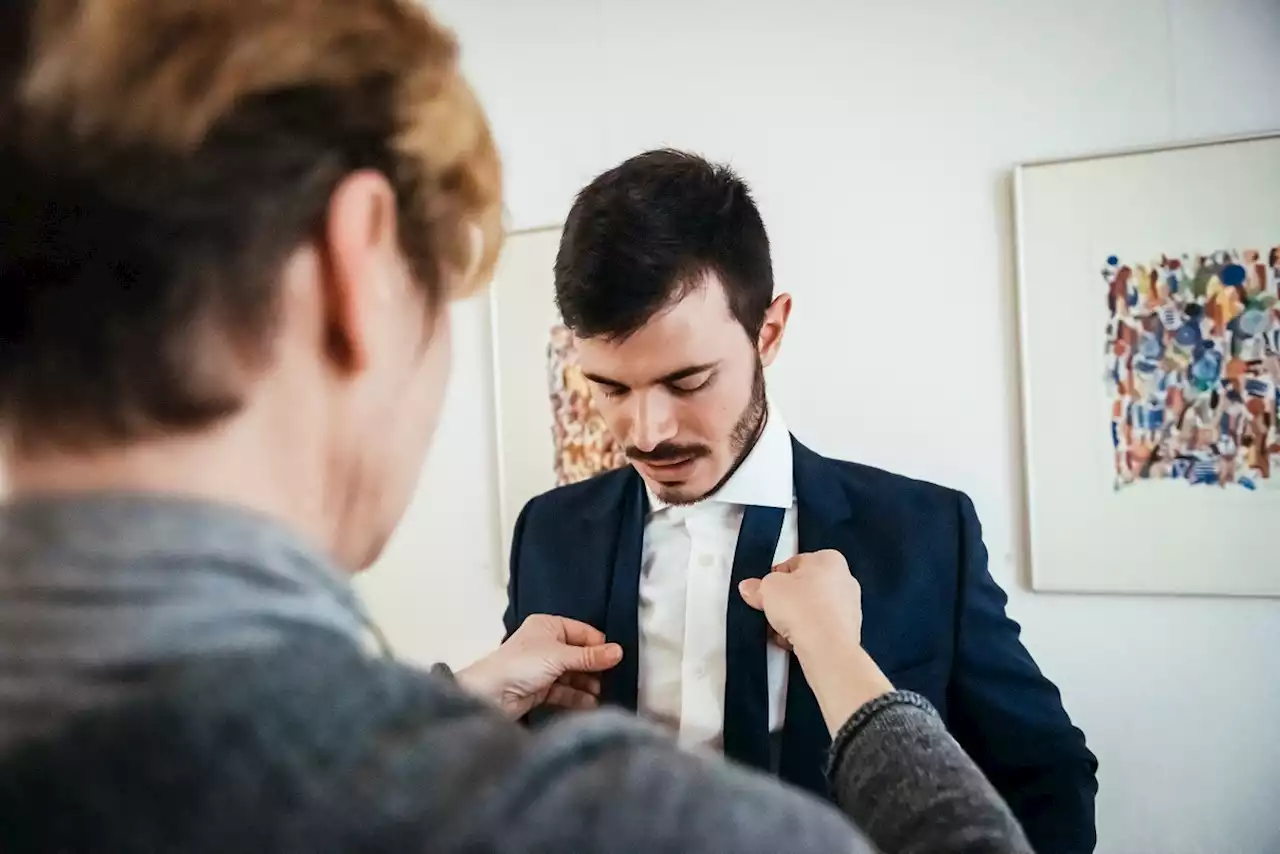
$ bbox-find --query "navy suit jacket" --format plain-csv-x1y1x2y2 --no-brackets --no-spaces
504,438,1098,854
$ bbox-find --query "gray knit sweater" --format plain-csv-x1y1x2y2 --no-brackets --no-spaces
0,494,1032,854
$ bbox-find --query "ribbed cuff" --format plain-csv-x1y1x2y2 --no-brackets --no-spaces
826,690,937,777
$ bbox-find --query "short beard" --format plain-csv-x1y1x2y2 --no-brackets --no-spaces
666,357,767,506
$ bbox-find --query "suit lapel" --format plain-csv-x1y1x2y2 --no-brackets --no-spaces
598,468,647,711
590,443,873,797
780,438,858,797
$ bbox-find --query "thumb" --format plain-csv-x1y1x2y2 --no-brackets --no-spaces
563,642,623,673
738,578,765,611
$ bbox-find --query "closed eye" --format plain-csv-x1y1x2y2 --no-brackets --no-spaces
595,382,629,400
582,371,630,400
668,372,715,396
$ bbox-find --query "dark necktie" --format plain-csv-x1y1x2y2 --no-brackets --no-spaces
722,504,785,772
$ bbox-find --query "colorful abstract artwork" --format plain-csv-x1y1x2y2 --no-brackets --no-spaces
1105,248,1280,491
546,325,627,486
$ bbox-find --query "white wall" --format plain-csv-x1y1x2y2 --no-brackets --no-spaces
359,1,1280,851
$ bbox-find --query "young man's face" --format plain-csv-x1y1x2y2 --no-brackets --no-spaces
576,275,787,506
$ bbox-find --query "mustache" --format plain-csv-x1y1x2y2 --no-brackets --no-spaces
625,443,710,464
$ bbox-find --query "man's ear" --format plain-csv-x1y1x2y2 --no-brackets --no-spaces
758,293,793,368
321,170,400,373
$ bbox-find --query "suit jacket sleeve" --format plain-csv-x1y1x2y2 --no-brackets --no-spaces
947,492,1099,854
502,500,532,642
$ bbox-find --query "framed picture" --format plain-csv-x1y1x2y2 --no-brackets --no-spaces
489,226,628,573
1014,132,1280,596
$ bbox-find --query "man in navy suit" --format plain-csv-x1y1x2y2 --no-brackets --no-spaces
504,149,1098,853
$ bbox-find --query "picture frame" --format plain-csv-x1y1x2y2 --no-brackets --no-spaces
1013,131,1280,596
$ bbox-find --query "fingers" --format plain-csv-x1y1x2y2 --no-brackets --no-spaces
521,616,622,675
743,582,794,649
544,672,604,713
559,671,602,696
741,569,788,610
545,684,600,711
567,642,623,673
771,555,801,574
549,616,609,648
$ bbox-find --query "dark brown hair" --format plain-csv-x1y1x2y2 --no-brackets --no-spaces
0,0,502,450
555,149,773,342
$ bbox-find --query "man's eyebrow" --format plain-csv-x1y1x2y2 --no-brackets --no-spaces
657,362,720,384
582,371,625,387
582,362,719,388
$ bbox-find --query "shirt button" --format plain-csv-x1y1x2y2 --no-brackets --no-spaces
698,554,714,568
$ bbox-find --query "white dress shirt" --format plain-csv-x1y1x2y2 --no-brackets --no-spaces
637,409,799,751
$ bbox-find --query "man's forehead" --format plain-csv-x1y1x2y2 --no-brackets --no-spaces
575,292,740,381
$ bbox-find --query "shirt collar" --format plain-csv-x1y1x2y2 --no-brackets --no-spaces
646,406,794,513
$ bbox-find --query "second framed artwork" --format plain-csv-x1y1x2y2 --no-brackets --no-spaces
1015,132,1280,597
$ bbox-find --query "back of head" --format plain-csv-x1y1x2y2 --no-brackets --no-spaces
0,0,502,453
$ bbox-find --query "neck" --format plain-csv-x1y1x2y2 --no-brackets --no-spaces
2,415,336,566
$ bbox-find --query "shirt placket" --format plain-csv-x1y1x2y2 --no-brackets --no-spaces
677,513,729,749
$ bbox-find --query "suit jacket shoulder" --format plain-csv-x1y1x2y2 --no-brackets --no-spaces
793,442,972,554
818,455,965,509
521,466,637,526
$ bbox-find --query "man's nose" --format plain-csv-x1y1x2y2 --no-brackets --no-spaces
628,391,678,453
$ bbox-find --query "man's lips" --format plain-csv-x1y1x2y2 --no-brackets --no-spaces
636,456,698,480
644,456,693,468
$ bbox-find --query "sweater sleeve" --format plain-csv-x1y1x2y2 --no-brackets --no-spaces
467,708,873,852
827,691,1035,854
464,695,1033,854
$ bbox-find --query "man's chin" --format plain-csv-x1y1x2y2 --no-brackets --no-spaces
655,488,698,507
647,479,714,508
635,458,729,507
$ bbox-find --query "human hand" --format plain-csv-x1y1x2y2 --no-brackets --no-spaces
739,550,891,736
456,614,623,719
738,549,863,656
